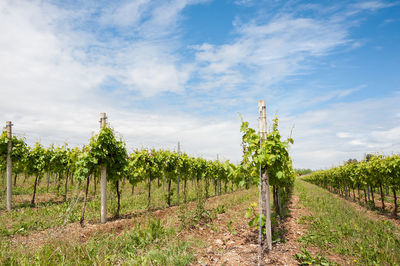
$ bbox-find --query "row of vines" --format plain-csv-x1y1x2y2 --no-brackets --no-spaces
1,103,297,251
303,154,400,216
0,126,250,223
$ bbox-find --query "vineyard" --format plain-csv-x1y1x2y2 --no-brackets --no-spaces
0,102,299,265
303,154,400,216
1,103,400,265
2,0,400,264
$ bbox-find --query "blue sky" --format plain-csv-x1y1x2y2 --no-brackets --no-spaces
0,0,399,169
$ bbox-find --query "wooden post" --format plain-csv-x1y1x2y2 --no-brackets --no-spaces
216,154,220,195
177,142,180,205
258,100,272,251
6,121,12,211
100,113,107,223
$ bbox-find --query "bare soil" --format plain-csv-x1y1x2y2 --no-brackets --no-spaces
191,194,303,265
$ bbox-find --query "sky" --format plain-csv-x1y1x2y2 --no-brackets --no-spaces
0,0,399,169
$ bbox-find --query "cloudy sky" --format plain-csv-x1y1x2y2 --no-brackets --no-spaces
0,0,399,169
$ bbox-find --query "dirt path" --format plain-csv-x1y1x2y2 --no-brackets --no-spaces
263,194,304,265
192,194,303,265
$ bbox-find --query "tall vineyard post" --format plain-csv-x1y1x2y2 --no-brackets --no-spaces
217,154,220,196
257,129,262,263
177,142,181,205
6,121,12,211
259,100,272,251
100,113,107,224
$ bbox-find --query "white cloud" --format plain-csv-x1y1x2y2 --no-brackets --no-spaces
234,0,254,6
0,0,204,101
352,1,396,11
110,42,193,96
0,0,398,171
113,111,242,159
0,0,240,162
337,132,352,138
0,1,105,103
2,105,243,161
191,14,349,94
299,87,362,107
371,126,400,143
282,94,400,169
99,0,151,27
349,139,365,146
124,61,189,96
98,0,211,38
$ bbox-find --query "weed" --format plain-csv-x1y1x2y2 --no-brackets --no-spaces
178,191,212,229
213,204,226,215
245,202,266,234
227,220,237,235
294,248,332,266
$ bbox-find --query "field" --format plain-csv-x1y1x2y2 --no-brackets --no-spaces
1,175,400,265
1,0,399,264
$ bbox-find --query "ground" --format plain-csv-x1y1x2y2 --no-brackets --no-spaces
1,178,400,265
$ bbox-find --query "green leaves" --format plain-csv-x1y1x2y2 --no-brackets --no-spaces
276,171,284,179
1,123,242,190
305,154,400,191
240,116,295,187
0,131,28,165
26,143,46,177
246,202,266,233
75,127,128,183
0,131,10,158
124,148,236,188
75,150,97,181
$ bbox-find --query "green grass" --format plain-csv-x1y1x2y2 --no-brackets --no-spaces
0,218,195,265
0,180,258,265
0,177,236,238
296,180,400,265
